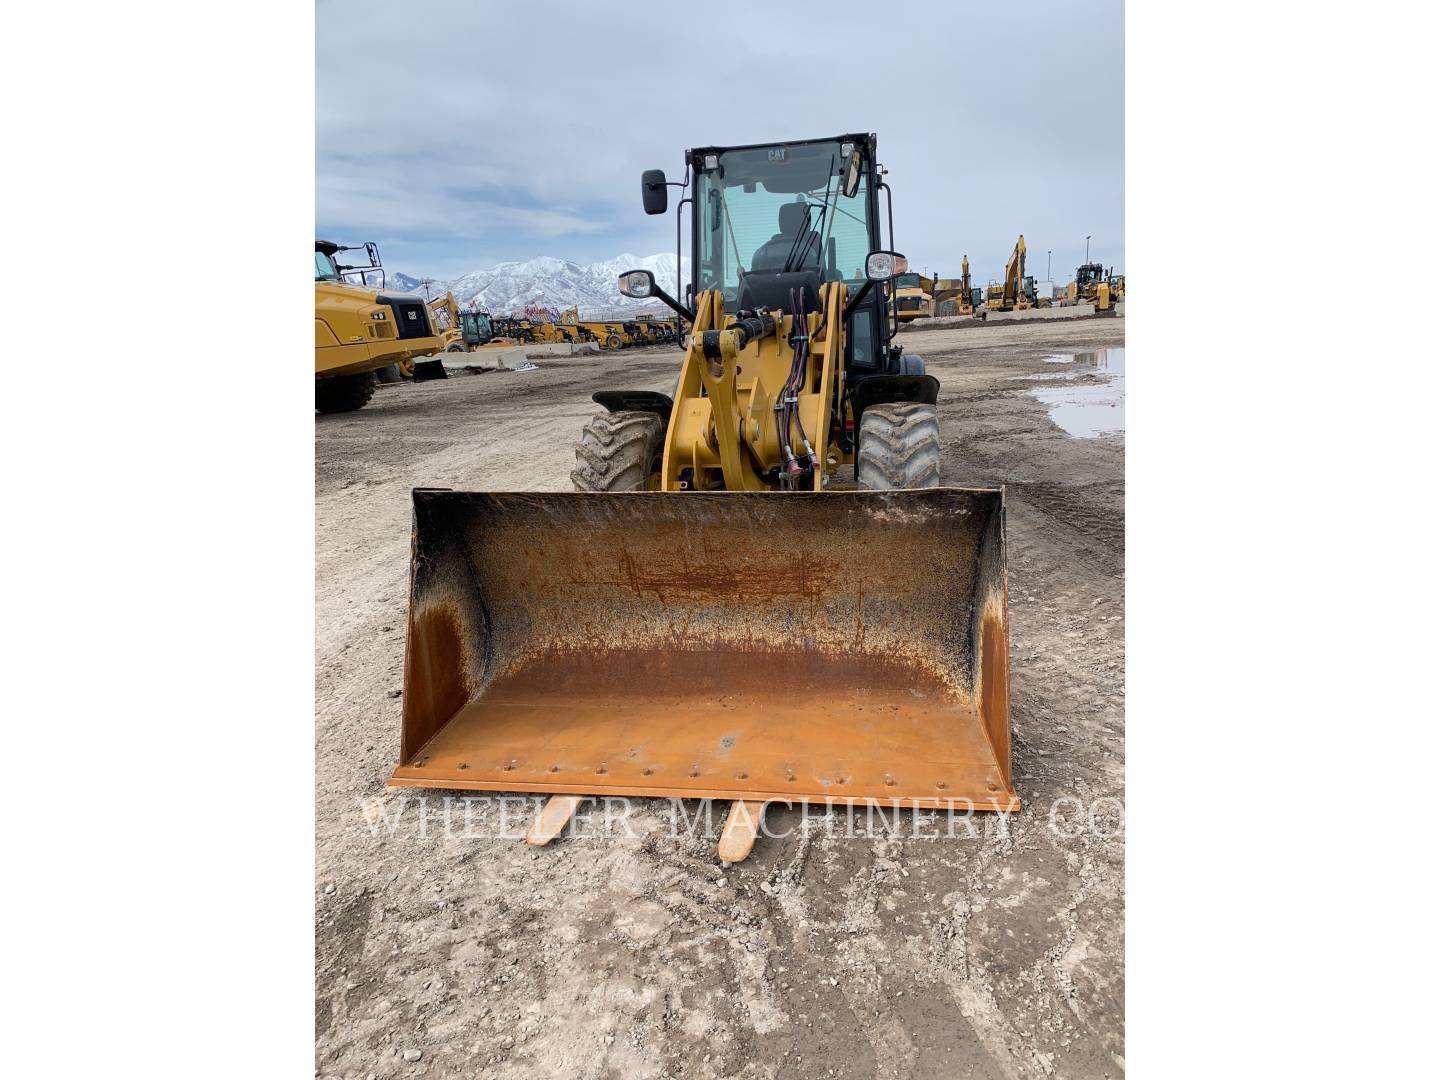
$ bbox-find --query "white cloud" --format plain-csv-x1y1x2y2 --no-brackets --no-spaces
317,0,1124,279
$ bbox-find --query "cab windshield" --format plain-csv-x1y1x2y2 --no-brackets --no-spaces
893,273,922,290
695,140,873,307
314,251,341,282
461,312,492,341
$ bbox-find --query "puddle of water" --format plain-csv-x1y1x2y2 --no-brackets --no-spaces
1029,348,1124,438
1042,354,1075,364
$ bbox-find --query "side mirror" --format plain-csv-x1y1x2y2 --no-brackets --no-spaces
618,269,655,299
618,269,696,324
865,250,908,282
840,143,862,199
641,169,668,215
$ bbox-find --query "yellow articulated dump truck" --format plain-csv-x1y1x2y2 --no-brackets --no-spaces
314,240,446,410
890,271,933,321
387,134,1016,862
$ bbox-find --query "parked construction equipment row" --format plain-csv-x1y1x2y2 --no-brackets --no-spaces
316,244,683,411
898,236,1125,322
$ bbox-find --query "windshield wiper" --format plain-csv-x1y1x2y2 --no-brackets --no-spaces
782,203,818,273
784,155,838,274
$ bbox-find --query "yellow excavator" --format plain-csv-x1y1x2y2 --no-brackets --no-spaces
984,235,1031,313
314,240,446,411
934,255,975,317
386,134,1015,862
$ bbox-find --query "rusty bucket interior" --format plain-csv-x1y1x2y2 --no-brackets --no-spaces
389,489,1016,811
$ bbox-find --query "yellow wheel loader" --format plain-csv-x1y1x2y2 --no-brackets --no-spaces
387,134,1015,861
314,240,446,410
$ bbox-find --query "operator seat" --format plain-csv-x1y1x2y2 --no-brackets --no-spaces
750,201,821,272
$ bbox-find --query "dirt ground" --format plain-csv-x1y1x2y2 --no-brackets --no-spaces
316,317,1126,1079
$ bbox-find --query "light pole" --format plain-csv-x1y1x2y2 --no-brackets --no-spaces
1085,235,1091,263
1046,250,1052,280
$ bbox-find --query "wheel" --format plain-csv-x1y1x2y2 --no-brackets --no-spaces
412,358,448,381
315,373,375,414
570,410,664,491
605,333,623,350
374,363,402,384
856,402,940,489
446,343,466,352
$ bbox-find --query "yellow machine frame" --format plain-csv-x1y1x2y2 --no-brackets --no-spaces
660,284,853,491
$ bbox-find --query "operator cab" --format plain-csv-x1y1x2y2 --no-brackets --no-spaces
643,135,901,376
314,240,342,282
460,310,494,347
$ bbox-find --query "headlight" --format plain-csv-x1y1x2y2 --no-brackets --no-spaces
866,252,896,281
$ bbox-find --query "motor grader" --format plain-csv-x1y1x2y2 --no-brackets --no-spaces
1067,261,1112,310
387,134,1014,862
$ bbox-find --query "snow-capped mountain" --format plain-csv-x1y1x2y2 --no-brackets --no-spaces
393,253,690,318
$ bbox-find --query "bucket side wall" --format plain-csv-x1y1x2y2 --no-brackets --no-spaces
971,497,1013,790
400,494,493,762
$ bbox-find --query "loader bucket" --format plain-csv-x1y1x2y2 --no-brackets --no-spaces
389,489,1016,812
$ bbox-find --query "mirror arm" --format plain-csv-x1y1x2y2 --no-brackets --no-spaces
648,281,696,325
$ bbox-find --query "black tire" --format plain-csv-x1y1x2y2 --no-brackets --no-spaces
570,410,663,491
413,358,448,381
856,402,940,489
374,363,402,384
446,342,466,353
315,373,375,414
605,333,623,350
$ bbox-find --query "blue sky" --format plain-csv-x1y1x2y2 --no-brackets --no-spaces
317,0,1124,284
